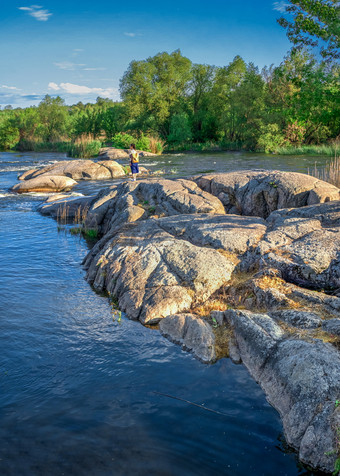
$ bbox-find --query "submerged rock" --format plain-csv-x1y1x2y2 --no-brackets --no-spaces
12,175,77,193
194,170,340,218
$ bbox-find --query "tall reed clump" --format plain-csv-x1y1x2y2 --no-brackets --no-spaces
145,135,165,154
67,134,102,159
309,155,340,188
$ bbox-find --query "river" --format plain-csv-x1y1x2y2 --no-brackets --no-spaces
0,150,327,475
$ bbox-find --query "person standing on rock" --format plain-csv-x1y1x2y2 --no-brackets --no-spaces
129,143,139,182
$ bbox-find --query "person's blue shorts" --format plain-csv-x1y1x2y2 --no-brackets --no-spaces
130,163,139,174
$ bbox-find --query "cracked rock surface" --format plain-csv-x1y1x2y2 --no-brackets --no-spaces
224,309,340,473
85,217,236,324
194,170,340,218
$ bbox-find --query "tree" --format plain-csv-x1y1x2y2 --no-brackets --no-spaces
277,0,340,59
120,50,192,135
37,95,68,142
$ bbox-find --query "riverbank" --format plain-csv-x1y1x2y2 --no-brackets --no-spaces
165,142,338,157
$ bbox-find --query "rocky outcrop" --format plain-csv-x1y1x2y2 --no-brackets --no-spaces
12,175,77,193
84,178,226,235
38,195,96,219
38,169,340,473
224,309,340,473
85,217,236,324
98,147,158,160
256,201,340,289
159,313,216,363
18,159,125,181
194,170,340,218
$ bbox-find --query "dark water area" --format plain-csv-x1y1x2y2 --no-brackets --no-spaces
0,151,329,475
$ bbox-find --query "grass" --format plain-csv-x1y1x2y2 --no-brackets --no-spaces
15,135,102,159
275,144,338,157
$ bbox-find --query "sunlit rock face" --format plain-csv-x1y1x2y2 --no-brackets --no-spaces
194,170,340,218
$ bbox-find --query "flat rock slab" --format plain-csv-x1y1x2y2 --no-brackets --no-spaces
225,308,340,473
38,195,96,219
159,313,216,363
99,147,158,160
256,201,340,289
12,175,77,193
269,309,322,329
85,178,226,235
85,217,236,324
194,170,340,218
18,159,125,181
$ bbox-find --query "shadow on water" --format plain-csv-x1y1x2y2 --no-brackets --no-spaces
0,151,331,475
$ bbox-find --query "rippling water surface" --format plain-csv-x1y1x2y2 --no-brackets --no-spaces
0,151,326,475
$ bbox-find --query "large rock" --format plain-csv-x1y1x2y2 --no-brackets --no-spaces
256,201,340,289
159,313,216,363
98,147,158,160
85,217,236,324
12,175,77,193
225,309,340,473
84,178,226,235
38,195,96,219
18,159,125,181
194,170,340,218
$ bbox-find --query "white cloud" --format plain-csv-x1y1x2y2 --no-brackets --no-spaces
54,62,86,70
0,85,21,91
48,82,118,99
124,32,136,37
48,82,60,91
18,5,52,21
273,1,289,13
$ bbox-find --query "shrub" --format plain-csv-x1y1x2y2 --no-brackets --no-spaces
257,124,286,153
112,132,135,149
136,133,151,152
285,121,306,146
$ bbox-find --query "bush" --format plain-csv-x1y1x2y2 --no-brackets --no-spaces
111,132,135,149
136,133,151,152
257,124,285,153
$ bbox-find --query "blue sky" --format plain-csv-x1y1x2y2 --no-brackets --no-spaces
1,0,292,108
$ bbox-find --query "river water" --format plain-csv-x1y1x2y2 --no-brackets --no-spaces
0,151,327,476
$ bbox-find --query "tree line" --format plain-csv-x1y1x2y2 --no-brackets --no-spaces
0,0,338,154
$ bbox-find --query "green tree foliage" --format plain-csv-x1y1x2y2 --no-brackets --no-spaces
167,113,193,145
0,49,338,153
38,95,68,142
277,0,340,59
120,50,192,134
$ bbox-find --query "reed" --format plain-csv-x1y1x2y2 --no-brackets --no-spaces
309,155,340,188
